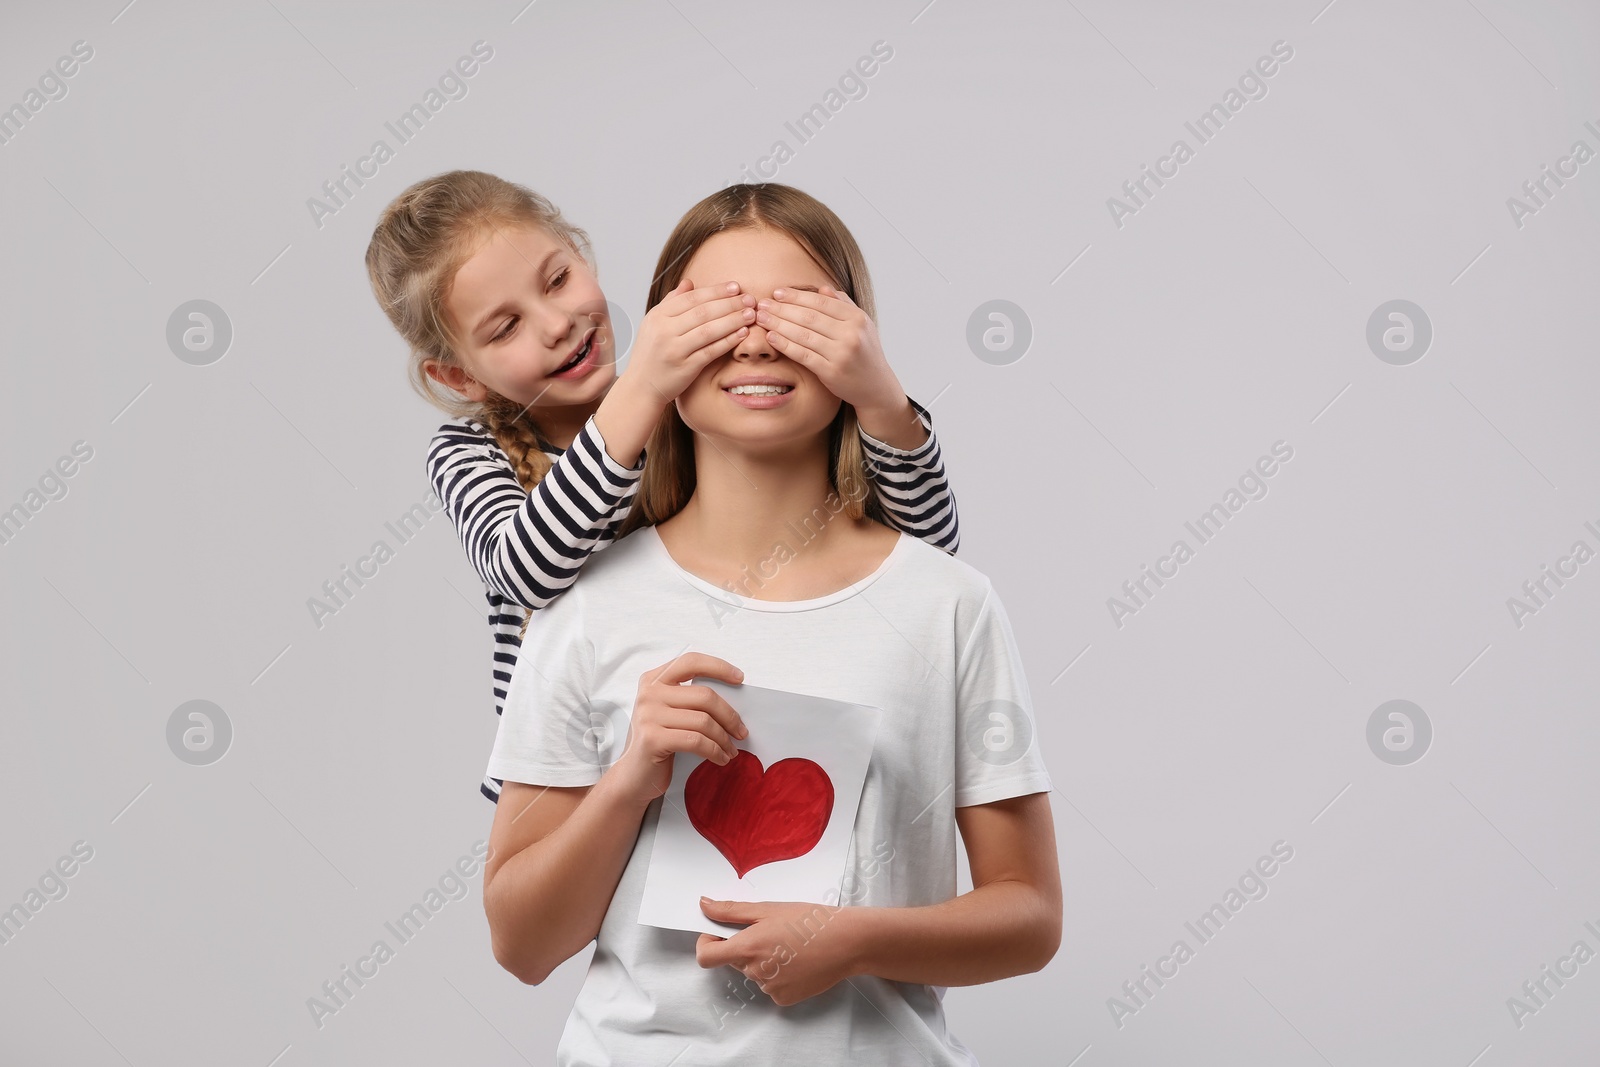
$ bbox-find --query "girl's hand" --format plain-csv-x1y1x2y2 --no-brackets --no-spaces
755,286,905,416
695,898,859,1006
624,278,757,404
607,653,747,807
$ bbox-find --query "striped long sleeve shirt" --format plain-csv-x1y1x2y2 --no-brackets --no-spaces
426,396,961,802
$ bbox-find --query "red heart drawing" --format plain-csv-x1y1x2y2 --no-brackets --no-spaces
684,750,834,878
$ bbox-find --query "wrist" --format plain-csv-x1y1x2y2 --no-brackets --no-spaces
834,905,878,979
593,378,666,467
853,395,927,451
593,759,659,817
606,370,661,412
851,386,905,421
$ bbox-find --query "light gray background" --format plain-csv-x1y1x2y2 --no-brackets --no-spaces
2,1,1598,1064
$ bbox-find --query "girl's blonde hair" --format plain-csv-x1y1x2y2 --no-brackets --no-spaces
365,169,592,493
616,183,890,540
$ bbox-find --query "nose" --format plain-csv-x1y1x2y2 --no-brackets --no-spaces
531,299,572,348
730,319,778,362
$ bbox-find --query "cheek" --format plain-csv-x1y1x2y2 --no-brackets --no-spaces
804,382,843,417
572,272,606,305
675,376,725,428
687,379,717,409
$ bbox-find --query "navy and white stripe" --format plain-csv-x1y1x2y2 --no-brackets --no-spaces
427,399,960,803
859,397,960,555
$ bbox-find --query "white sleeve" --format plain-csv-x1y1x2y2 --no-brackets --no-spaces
953,581,1054,808
484,585,607,788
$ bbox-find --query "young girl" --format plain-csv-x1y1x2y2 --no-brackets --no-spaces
482,184,1059,1065
364,171,963,803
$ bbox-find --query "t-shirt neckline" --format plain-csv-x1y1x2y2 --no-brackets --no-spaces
643,523,908,613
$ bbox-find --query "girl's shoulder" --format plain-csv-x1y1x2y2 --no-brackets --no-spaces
430,415,492,446
428,415,486,447
426,417,501,472
427,416,558,465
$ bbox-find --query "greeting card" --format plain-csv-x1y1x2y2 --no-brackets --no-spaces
636,678,882,936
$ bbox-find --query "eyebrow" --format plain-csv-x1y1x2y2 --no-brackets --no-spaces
471,248,562,336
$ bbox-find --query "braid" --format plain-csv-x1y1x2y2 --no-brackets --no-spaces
479,393,557,640
480,394,554,491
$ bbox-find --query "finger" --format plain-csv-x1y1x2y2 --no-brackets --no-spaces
701,897,764,925
649,652,745,688
770,286,850,324
758,298,843,341
764,328,825,374
823,284,858,308
653,706,739,758
695,293,759,316
659,726,735,766
684,324,749,369
650,278,692,317
695,934,736,970
771,286,840,313
667,277,692,303
671,685,749,742
673,281,746,313
676,297,757,339
761,311,838,356
682,309,757,355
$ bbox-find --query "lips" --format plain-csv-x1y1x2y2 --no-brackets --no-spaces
553,328,596,374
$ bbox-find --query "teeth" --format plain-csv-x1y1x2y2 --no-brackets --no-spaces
558,336,592,370
726,384,791,396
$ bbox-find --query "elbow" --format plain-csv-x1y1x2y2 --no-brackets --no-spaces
1022,891,1063,974
506,961,550,987
1032,918,1062,973
1017,925,1060,976
491,933,552,986
485,885,552,985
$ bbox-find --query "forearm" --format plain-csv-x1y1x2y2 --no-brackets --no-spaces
431,421,641,611
840,880,1059,987
856,395,960,554
485,772,653,983
854,394,929,453
591,375,667,469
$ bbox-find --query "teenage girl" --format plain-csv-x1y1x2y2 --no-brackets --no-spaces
364,171,962,803
480,182,1059,1065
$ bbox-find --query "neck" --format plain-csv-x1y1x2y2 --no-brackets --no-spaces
668,428,847,564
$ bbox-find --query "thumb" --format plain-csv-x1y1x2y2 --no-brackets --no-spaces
701,896,760,924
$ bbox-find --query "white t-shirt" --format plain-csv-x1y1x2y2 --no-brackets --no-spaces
486,523,1053,1066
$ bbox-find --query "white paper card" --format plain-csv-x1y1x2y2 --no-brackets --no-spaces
636,678,882,936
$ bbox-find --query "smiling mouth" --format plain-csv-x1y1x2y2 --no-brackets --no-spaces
553,329,596,373
722,384,794,395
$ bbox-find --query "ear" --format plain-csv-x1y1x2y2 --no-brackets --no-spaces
424,358,488,403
